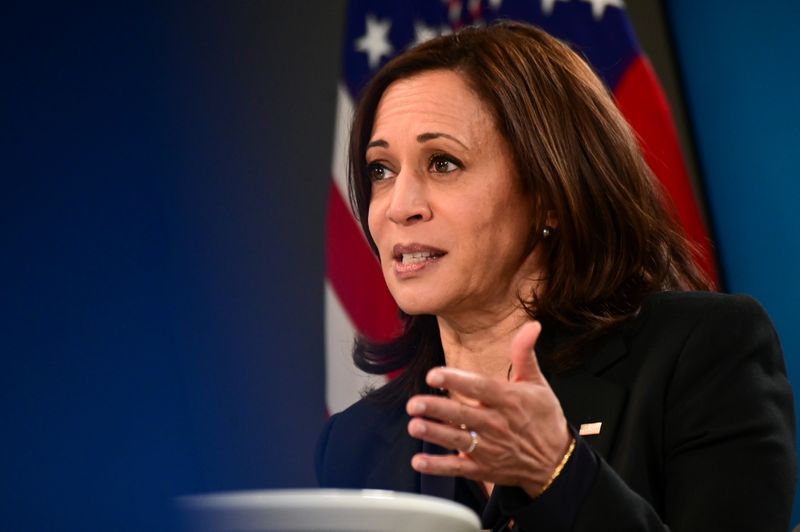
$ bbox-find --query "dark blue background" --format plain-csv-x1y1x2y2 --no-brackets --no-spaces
2,3,340,530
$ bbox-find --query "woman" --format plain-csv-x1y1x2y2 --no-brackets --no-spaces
315,21,795,531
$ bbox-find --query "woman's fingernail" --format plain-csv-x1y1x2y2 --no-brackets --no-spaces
412,456,428,469
409,419,426,435
408,400,425,415
427,371,444,386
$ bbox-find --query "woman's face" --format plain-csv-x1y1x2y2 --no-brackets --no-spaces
366,69,543,320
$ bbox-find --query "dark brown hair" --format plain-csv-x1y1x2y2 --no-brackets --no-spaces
348,21,710,404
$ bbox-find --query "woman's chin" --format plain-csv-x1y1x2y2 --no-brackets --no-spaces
395,301,438,317
391,291,446,317
387,275,462,317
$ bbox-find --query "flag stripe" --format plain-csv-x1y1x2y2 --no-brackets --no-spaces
325,182,402,342
331,84,354,200
324,280,386,412
614,55,718,283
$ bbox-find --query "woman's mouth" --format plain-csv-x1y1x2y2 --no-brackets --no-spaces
392,245,447,276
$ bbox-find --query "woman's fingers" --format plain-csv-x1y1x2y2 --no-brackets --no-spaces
406,395,490,430
411,452,482,479
509,321,545,384
407,417,479,453
425,367,506,407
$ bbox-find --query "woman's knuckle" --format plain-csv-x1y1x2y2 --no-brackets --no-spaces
495,417,511,434
457,403,469,424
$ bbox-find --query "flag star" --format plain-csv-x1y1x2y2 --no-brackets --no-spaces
413,20,439,46
541,0,569,15
355,15,394,69
580,0,625,20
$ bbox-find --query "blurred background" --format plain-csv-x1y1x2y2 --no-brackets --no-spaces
2,1,798,530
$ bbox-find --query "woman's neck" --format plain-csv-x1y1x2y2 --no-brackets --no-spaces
437,305,531,381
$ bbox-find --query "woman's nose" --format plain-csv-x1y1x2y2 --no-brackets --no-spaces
386,172,432,225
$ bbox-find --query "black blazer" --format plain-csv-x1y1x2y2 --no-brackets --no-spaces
316,292,796,531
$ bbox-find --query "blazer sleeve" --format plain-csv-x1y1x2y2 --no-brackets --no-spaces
572,295,796,531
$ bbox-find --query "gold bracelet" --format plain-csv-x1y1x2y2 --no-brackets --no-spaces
534,437,577,499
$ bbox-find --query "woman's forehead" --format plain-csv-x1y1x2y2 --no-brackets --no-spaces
371,70,496,144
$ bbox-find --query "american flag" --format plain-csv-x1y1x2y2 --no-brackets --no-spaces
325,0,717,414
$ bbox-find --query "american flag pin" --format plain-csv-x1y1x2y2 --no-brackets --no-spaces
579,422,602,436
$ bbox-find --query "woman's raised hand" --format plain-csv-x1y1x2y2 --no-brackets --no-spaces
406,321,572,499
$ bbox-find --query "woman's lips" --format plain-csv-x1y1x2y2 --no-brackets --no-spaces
391,244,447,277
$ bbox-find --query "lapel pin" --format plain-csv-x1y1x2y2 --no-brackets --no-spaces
579,422,602,436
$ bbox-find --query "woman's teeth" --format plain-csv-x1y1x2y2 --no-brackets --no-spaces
402,252,435,264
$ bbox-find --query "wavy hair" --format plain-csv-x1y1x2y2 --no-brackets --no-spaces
347,21,710,404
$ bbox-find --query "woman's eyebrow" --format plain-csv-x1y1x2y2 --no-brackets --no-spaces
417,132,469,150
367,139,388,149
367,132,469,150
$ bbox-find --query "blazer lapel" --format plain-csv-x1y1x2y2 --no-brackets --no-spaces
549,331,628,460
364,409,458,499
365,410,421,492
420,441,456,499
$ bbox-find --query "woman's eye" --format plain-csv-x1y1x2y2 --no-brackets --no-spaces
429,155,461,174
367,162,395,182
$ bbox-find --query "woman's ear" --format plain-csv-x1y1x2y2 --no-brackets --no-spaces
545,209,558,229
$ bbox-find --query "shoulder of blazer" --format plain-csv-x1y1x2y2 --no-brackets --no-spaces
636,290,769,328
626,291,780,370
330,395,408,446
315,395,409,488
597,291,773,368
585,290,780,392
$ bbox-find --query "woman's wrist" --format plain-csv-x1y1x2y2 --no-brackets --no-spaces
522,434,578,500
495,436,598,531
